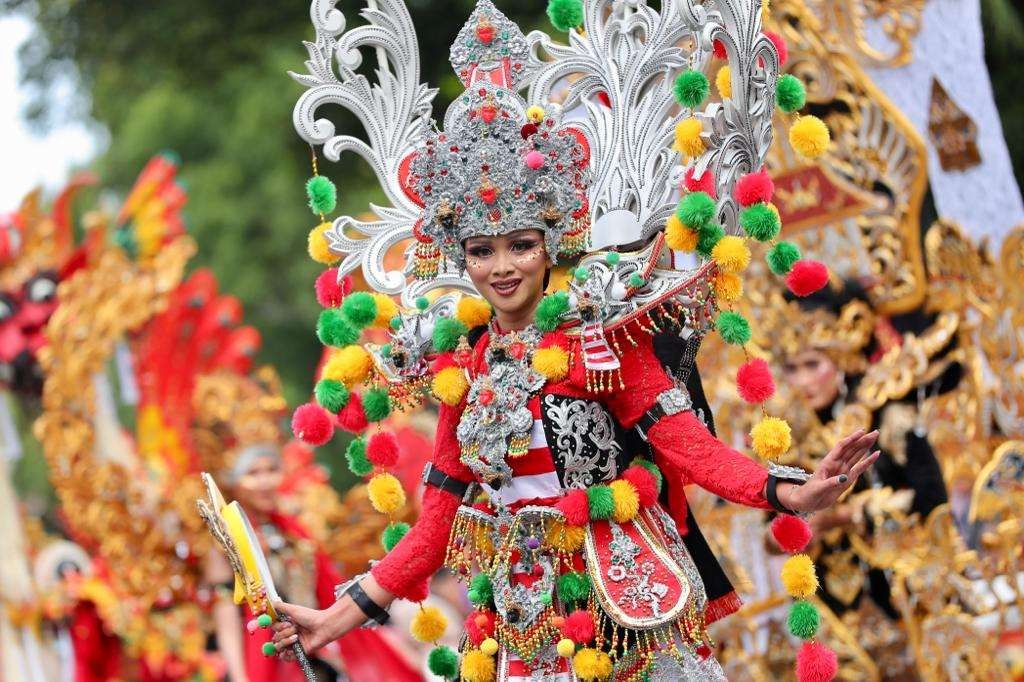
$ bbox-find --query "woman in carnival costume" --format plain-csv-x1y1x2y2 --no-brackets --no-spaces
273,0,878,678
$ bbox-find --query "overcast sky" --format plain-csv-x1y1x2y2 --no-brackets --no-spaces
0,15,104,209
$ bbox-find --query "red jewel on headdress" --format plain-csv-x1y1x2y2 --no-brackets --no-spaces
488,209,501,222
521,123,538,139
479,182,498,205
509,341,526,359
476,20,495,44
479,388,494,405
480,103,497,124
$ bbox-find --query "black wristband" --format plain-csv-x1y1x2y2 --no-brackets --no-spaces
767,474,804,515
346,581,390,626
635,403,668,439
422,463,472,498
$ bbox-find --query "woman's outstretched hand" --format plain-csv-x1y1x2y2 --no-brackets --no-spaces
785,428,880,513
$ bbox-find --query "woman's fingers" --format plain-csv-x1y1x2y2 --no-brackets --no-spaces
836,431,878,468
847,450,880,481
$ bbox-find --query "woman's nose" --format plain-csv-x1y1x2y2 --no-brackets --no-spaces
492,249,515,275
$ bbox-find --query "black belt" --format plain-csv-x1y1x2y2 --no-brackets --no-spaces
422,463,472,498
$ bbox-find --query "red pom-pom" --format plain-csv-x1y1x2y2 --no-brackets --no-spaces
764,30,789,66
736,358,776,404
683,166,717,199
336,392,368,433
314,268,349,308
734,170,774,206
465,610,496,646
366,431,400,468
796,641,838,682
619,466,659,507
291,403,334,446
561,611,596,644
786,260,829,297
556,490,591,526
771,515,813,553
713,39,728,60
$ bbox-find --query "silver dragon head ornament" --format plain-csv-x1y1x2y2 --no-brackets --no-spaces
291,0,780,307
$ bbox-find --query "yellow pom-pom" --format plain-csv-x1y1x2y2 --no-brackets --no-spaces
673,118,706,158
410,605,447,643
370,293,398,329
456,296,492,328
480,638,499,656
750,416,792,461
546,520,586,552
711,235,751,274
526,105,546,124
713,272,743,303
461,648,497,682
322,345,373,388
665,214,699,252
308,222,340,265
367,472,406,515
532,346,569,382
789,115,830,159
573,648,613,681
715,65,732,99
781,554,819,599
432,366,469,406
557,638,576,658
609,480,640,523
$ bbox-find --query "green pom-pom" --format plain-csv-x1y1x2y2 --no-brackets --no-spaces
415,296,430,311
556,571,591,603
716,311,752,345
381,343,392,358
467,573,494,606
536,292,570,332
315,379,350,413
740,203,781,242
306,175,337,215
261,642,277,657
390,315,403,330
767,241,801,275
573,266,590,282
633,459,663,491
547,0,583,31
341,292,377,328
676,191,717,229
587,485,615,520
673,70,710,109
345,437,372,476
362,387,392,422
787,600,820,640
257,613,273,628
776,75,807,113
427,645,460,679
695,223,725,258
316,308,360,348
433,317,468,353
540,592,553,605
604,251,621,265
628,273,646,288
382,522,410,552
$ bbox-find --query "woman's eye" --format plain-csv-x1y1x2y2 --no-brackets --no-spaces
467,247,492,258
512,240,537,252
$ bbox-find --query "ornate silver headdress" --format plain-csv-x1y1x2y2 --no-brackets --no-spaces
291,0,783,306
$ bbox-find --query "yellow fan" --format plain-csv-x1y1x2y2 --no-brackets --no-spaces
196,473,315,680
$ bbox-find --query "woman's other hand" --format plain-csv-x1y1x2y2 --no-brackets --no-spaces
785,429,879,513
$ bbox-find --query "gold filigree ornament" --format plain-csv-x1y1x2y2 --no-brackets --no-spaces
807,0,927,68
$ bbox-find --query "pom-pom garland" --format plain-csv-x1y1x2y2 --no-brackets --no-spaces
308,222,340,265
314,268,348,307
751,415,792,460
456,296,492,328
586,485,615,520
715,65,732,99
317,308,360,348
767,241,801,275
789,115,831,159
410,605,447,643
711,235,751,274
676,191,717,230
556,489,591,526
665,214,699,252
736,358,776,403
713,272,744,303
796,641,839,682
716,311,752,345
609,479,641,523
427,645,459,679
776,74,807,113
633,458,663,490
368,472,405,514
763,30,789,66
468,573,494,607
557,638,576,658
772,514,813,553
366,431,400,468
673,70,710,109
695,223,725,259
480,638,499,656
370,293,398,328
740,203,781,242
556,571,591,604
735,170,775,206
788,600,821,640
291,403,334,446
786,260,830,297
306,175,337,215
461,648,497,682
546,520,586,552
619,465,659,507
781,554,819,599
546,0,584,32
682,167,717,198
362,387,391,423
432,366,469,406
336,392,369,433
345,437,373,477
341,291,377,328
532,346,569,382
712,39,728,60
536,291,570,331
573,648,613,682
433,317,469,352
674,117,706,158
561,611,596,644
465,610,496,646
382,522,410,552
322,345,373,388
314,378,350,413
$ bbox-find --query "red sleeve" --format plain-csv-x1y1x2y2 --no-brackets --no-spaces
598,330,770,510
370,401,473,599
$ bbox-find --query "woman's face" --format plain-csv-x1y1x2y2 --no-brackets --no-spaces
464,229,549,327
234,454,283,516
782,348,842,411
